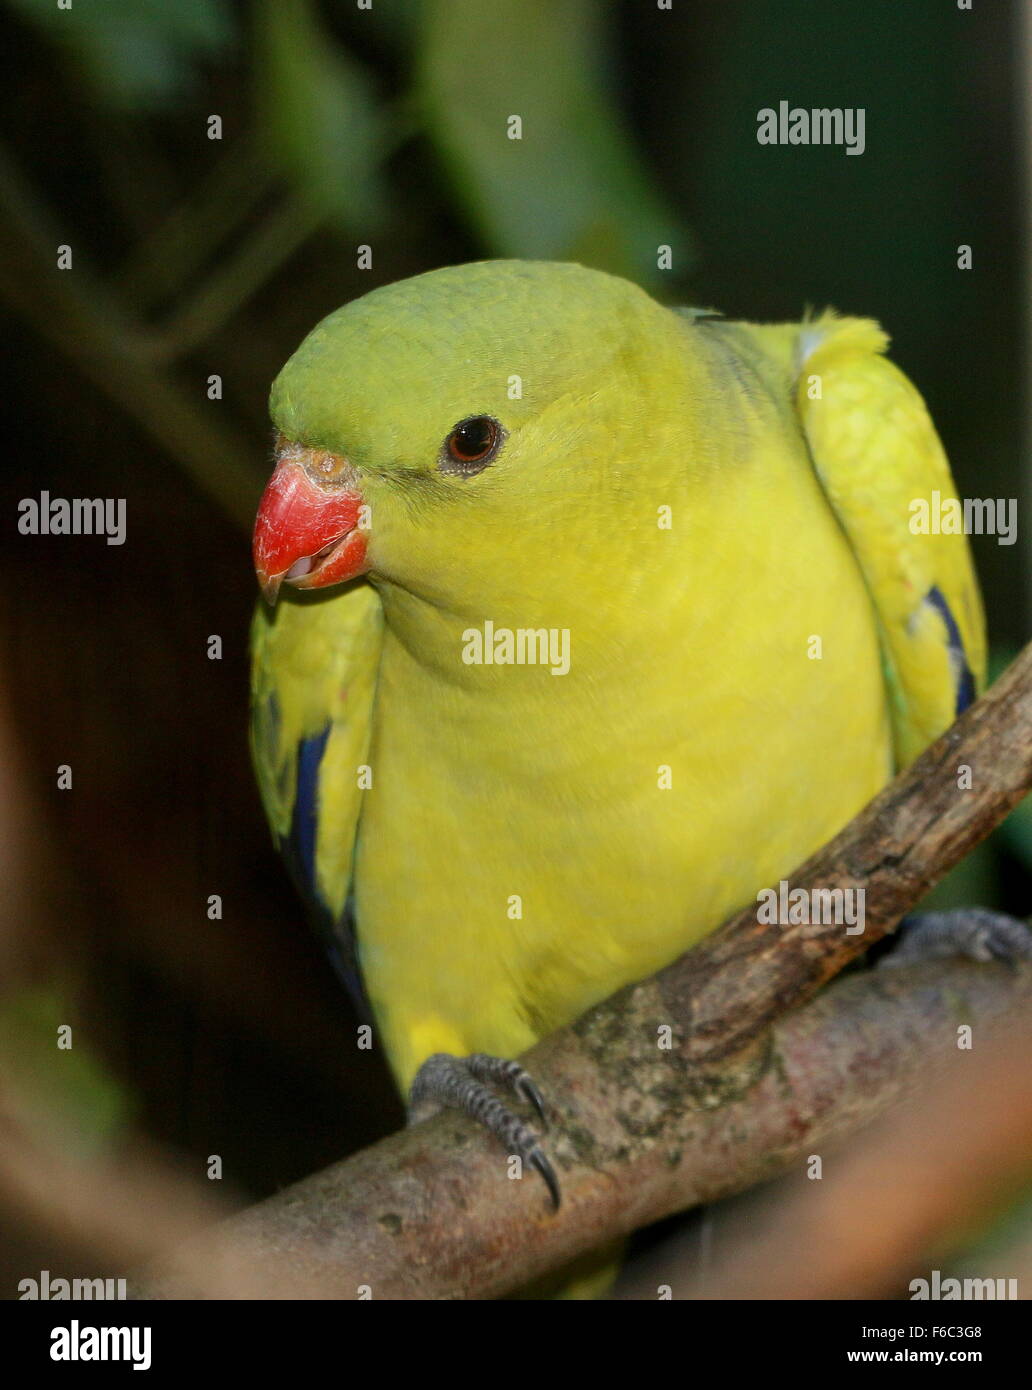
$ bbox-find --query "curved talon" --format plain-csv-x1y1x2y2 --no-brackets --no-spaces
516,1074,548,1127
530,1147,562,1211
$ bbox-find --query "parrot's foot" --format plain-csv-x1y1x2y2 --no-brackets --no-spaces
879,909,1032,969
408,1052,560,1210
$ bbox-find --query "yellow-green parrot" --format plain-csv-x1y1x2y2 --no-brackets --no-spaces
250,259,985,1220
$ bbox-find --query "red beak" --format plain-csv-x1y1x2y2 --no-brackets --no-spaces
253,443,369,603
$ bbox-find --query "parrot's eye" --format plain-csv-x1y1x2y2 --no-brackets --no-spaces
440,416,504,476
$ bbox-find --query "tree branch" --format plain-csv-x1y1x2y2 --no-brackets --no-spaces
617,1012,1032,1299
128,642,1032,1298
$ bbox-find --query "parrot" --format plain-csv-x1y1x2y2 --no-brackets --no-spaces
249,259,986,1282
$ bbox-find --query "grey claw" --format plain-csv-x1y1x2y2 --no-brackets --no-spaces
530,1147,562,1210
409,1052,560,1209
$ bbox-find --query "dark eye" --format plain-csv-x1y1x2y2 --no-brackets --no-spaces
440,416,504,476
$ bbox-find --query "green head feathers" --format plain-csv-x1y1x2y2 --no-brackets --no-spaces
270,259,678,475
265,260,709,613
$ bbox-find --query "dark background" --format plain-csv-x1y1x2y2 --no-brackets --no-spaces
0,0,1027,1289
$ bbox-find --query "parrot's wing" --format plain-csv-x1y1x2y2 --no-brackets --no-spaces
795,314,986,767
250,580,383,999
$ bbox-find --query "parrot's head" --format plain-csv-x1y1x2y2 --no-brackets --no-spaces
253,260,691,612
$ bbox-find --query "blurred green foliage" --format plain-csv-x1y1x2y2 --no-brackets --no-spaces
10,0,684,279
417,0,685,285
0,989,130,1156
254,0,386,231
8,0,235,109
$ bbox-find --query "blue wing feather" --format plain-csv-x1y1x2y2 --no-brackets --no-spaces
925,586,976,716
250,583,384,1024
291,725,331,890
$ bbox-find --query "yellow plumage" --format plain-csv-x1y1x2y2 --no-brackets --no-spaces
251,262,984,1104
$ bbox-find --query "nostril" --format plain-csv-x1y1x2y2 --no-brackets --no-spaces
298,448,354,487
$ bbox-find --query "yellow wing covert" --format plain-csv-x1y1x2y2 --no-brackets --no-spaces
250,581,383,988
794,314,986,766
